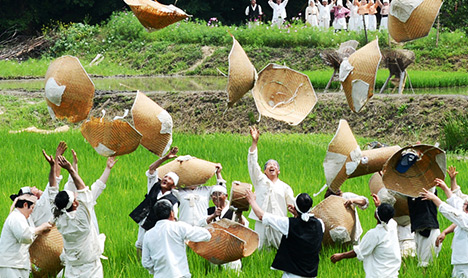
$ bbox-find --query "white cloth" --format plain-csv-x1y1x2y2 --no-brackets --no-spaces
0,267,29,278
453,264,468,278
0,209,36,271
247,148,294,249
414,228,441,267
142,219,211,277
305,6,319,27
197,201,249,227
269,0,289,26
353,219,401,278
49,186,104,277
31,175,63,227
379,16,388,30
317,2,332,29
135,170,180,249
397,224,416,258
453,188,468,201
341,192,368,243
173,179,225,226
367,14,377,31
333,17,347,30
439,195,468,266
347,1,360,31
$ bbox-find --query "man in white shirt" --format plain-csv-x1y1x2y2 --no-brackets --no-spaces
268,0,289,28
0,194,52,278
331,194,401,278
130,147,180,255
248,126,295,249
173,164,226,226
142,199,211,278
420,178,468,277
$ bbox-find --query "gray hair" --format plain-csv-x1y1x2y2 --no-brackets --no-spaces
154,199,173,220
263,159,280,171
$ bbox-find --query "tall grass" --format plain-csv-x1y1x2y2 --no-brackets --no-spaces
0,131,464,277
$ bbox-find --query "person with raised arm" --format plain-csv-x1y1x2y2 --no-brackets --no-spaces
331,0,350,31
377,0,389,30
268,0,289,28
130,147,180,256
317,0,334,29
44,151,105,278
247,126,294,249
246,189,324,277
331,194,401,278
347,0,360,31
420,178,468,277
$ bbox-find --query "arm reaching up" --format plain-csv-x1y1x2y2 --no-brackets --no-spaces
98,157,118,184
54,141,67,178
148,147,178,175
43,150,57,189
58,155,86,190
249,126,260,152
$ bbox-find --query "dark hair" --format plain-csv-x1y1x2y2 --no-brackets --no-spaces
324,188,342,199
10,188,32,201
53,191,72,218
154,199,173,220
296,193,313,214
377,203,395,223
15,200,34,209
263,159,280,171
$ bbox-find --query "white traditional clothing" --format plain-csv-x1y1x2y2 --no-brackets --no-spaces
135,170,179,249
353,219,401,278
341,192,368,243
0,209,36,278
31,176,63,227
247,148,294,249
347,1,360,31
414,228,441,267
305,5,319,27
317,2,332,29
173,179,226,226
142,219,211,277
439,195,468,277
49,186,104,278
453,187,468,200
268,0,289,27
379,4,389,30
367,2,378,31
396,221,416,258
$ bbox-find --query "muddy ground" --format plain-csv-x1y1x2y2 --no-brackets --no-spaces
4,89,465,147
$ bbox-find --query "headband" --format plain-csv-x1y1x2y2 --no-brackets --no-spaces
21,187,32,194
64,190,75,210
375,207,388,230
294,195,312,222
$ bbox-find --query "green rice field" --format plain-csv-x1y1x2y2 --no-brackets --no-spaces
0,130,465,277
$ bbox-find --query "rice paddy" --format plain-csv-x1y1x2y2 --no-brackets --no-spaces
0,130,465,277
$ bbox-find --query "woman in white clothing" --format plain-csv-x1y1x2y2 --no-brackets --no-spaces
317,0,333,29
305,0,319,27
268,0,289,28
347,0,360,31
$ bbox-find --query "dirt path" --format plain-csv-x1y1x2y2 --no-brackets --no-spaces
177,46,215,75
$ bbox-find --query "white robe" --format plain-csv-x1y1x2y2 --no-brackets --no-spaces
305,6,319,27
317,2,332,29
269,0,289,27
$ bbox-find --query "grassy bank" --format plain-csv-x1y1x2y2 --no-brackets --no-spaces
0,131,466,277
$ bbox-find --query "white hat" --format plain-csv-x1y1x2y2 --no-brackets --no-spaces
164,171,179,186
337,0,343,6
211,185,227,195
383,0,388,3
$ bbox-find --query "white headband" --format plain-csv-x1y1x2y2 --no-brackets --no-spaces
21,187,32,194
64,190,75,210
164,172,179,186
294,195,312,222
211,185,227,195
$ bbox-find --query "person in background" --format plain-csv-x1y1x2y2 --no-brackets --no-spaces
331,0,350,31
357,0,369,30
142,199,211,278
367,0,378,31
247,190,324,278
317,0,334,29
173,163,226,226
346,0,360,31
129,147,179,256
0,194,52,278
377,0,390,30
247,126,295,250
331,194,401,278
305,0,319,27
420,178,468,277
245,0,263,25
268,0,289,28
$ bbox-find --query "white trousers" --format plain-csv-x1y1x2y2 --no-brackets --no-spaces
453,264,468,278
415,229,441,267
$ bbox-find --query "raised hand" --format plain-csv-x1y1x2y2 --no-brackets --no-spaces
371,193,381,207
447,166,458,180
57,155,73,171
249,126,260,143
107,156,118,169
42,150,54,166
166,147,178,159
71,149,78,171
55,141,67,157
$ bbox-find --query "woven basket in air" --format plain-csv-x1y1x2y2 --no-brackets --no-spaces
157,156,218,187
388,0,443,43
81,117,142,157
124,0,190,30
30,226,64,278
341,39,381,113
230,181,252,211
252,63,317,126
368,172,409,217
311,195,356,245
227,35,256,107
131,91,172,157
187,219,258,264
382,144,446,198
349,146,401,178
44,56,94,123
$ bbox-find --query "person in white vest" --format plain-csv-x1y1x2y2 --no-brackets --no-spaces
268,0,289,28
247,126,295,250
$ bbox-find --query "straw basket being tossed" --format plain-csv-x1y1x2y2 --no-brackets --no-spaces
252,63,317,125
187,219,259,264
131,91,172,157
311,195,356,245
157,155,218,188
382,144,446,198
226,34,257,107
339,39,381,113
388,0,443,43
44,56,95,123
30,226,64,278
368,172,409,218
230,181,252,211
81,117,142,157
124,0,191,31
